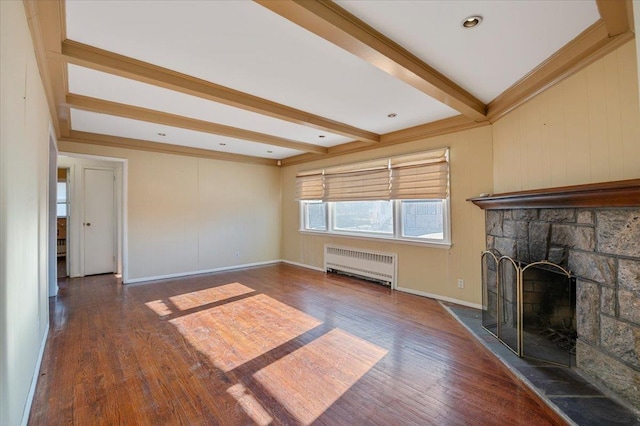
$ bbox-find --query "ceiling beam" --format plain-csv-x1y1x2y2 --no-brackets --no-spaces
486,20,634,122
54,40,380,144
596,0,634,36
65,94,328,154
255,0,487,121
23,0,70,137
380,115,484,145
281,115,489,166
60,131,277,166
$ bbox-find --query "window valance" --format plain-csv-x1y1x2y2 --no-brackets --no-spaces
295,148,449,202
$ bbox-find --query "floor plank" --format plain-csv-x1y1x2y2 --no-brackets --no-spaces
29,264,566,425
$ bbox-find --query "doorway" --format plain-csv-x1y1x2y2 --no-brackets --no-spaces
56,168,70,278
57,154,126,279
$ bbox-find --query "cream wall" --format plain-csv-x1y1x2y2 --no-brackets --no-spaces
58,143,282,282
1,1,53,424
635,2,640,98
281,126,493,307
493,40,640,193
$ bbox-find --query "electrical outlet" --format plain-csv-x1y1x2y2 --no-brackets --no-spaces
235,251,240,258
457,279,464,289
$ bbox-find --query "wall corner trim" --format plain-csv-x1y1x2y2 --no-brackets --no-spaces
280,259,326,273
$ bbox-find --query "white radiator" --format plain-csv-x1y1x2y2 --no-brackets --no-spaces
324,244,397,288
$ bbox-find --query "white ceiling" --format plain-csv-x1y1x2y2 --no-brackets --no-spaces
67,64,350,147
63,0,602,161
70,109,303,159
336,0,600,103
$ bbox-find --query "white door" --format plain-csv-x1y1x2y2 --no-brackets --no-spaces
83,168,115,275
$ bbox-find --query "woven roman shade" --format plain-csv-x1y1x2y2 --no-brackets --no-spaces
295,169,324,200
295,148,449,201
323,159,390,201
390,148,449,200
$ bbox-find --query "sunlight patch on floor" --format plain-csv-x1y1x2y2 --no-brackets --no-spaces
170,293,322,372
169,282,255,310
148,282,387,422
253,328,388,425
227,383,273,426
145,282,255,316
145,299,172,316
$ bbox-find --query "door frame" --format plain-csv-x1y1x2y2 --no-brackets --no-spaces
58,152,128,281
48,130,58,296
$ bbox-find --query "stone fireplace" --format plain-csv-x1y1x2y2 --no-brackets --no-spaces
469,179,640,410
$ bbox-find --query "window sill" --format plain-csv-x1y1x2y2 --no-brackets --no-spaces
299,230,452,249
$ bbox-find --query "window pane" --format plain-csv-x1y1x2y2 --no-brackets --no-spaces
57,182,67,203
334,201,392,234
401,200,444,239
305,202,326,231
57,203,67,217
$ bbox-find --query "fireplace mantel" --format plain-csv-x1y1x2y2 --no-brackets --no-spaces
467,179,640,210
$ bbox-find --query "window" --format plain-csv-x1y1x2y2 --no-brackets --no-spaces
304,201,327,231
296,149,450,246
300,199,449,244
334,200,393,234
57,181,68,218
400,200,444,239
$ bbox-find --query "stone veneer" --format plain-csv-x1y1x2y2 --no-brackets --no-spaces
485,207,640,409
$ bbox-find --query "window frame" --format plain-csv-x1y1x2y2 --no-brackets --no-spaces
299,198,451,248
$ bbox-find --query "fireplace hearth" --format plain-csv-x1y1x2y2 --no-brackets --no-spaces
469,179,640,411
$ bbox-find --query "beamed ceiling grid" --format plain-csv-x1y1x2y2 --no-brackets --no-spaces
24,0,634,167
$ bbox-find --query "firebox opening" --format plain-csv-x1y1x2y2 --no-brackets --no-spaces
521,265,576,366
481,253,577,367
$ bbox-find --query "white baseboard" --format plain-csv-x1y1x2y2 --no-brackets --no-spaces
22,324,49,426
280,259,326,273
124,260,281,284
395,286,482,310
280,262,481,309
123,262,481,311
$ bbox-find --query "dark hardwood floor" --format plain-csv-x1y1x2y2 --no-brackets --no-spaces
30,264,566,425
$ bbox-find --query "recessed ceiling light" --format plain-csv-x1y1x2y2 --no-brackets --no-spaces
219,143,226,146
387,113,397,118
462,15,482,28
157,132,166,136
